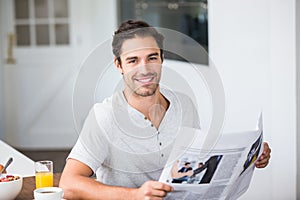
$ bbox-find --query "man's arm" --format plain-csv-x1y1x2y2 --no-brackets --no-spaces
59,159,173,200
170,162,193,179
192,165,207,177
177,167,184,173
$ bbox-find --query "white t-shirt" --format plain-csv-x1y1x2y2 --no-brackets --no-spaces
68,88,200,188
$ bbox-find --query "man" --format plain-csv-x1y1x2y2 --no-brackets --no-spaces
189,162,205,179
60,20,271,199
178,162,193,173
172,162,193,183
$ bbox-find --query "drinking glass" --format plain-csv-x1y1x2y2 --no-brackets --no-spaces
35,160,53,188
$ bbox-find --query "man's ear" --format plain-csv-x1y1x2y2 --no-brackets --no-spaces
114,57,123,74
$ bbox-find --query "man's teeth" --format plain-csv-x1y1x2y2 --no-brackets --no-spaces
137,77,152,83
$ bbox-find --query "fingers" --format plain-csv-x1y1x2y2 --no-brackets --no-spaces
149,189,167,198
137,181,173,200
262,142,271,156
144,197,164,200
255,154,270,168
153,181,173,192
255,142,271,168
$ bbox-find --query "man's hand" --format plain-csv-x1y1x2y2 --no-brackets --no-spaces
255,142,271,168
133,180,173,200
185,170,193,177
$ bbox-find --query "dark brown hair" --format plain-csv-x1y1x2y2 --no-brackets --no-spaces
112,20,164,63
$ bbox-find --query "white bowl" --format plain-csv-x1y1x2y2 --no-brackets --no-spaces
0,174,23,200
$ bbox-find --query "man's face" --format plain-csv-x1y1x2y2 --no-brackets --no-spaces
116,36,162,97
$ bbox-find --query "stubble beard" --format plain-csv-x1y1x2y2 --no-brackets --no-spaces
124,74,161,97
134,83,159,97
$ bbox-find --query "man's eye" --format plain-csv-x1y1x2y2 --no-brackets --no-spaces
128,60,136,64
149,57,158,60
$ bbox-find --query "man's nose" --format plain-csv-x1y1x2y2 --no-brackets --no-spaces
138,59,149,72
140,58,148,66
138,64,148,74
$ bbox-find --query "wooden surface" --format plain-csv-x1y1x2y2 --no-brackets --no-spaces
16,173,61,200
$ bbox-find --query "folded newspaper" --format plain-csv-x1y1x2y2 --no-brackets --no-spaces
159,114,264,200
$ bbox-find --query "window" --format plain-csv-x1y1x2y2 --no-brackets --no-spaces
14,0,70,46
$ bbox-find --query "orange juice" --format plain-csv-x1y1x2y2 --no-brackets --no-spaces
35,172,53,188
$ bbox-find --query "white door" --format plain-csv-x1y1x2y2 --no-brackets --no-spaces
0,0,92,149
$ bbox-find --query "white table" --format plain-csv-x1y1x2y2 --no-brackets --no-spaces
0,140,34,177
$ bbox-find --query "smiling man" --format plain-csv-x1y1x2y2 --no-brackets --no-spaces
115,34,168,128
59,20,271,200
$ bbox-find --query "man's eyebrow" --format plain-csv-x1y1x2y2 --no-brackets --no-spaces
125,56,138,61
148,52,159,57
125,53,159,60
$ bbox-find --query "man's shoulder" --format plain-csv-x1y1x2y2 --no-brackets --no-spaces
90,96,115,122
92,91,125,121
161,88,193,105
94,96,113,109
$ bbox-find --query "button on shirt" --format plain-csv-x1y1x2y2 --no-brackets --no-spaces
68,88,200,188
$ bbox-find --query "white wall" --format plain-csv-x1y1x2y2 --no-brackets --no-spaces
70,0,117,54
69,0,119,134
267,0,296,199
0,3,5,140
209,0,296,199
0,47,4,141
89,0,118,45
296,0,300,198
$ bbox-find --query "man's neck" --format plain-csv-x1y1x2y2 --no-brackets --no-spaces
123,87,169,129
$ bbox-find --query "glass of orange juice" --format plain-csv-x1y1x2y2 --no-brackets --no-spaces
35,160,53,188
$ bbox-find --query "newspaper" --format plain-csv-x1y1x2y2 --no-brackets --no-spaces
159,114,264,200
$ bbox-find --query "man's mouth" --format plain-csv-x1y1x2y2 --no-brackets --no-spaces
134,75,156,84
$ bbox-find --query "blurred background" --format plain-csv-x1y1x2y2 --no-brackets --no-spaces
0,0,299,199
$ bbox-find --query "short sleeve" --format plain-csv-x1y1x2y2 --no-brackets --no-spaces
68,106,109,173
